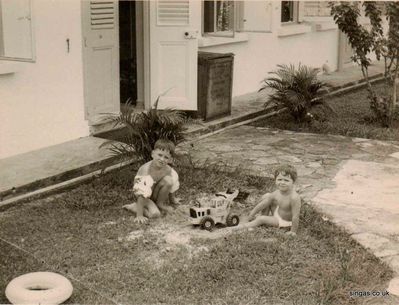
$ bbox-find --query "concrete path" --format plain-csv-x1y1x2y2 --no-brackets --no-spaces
318,60,384,89
179,125,399,282
0,137,120,203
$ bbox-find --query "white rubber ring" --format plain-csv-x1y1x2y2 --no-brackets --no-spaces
5,272,73,305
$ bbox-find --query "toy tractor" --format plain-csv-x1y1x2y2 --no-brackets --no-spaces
189,190,240,231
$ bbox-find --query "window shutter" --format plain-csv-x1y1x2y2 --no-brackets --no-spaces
318,2,331,17
90,1,115,30
240,1,272,32
304,1,320,16
304,1,331,17
157,0,189,26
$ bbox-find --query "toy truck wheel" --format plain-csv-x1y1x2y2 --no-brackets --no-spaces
226,214,240,227
200,217,215,231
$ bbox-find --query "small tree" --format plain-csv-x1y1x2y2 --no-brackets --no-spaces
259,64,327,123
330,1,399,127
103,94,186,162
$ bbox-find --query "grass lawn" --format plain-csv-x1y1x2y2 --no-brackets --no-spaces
0,163,394,305
253,81,399,141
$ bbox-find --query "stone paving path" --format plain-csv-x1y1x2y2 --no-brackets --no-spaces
179,125,399,290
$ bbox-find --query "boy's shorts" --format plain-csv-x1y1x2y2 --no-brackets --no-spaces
273,206,292,228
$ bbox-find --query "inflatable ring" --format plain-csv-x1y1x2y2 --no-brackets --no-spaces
5,272,73,304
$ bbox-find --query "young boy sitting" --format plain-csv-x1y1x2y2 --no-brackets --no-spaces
232,164,301,236
123,139,179,224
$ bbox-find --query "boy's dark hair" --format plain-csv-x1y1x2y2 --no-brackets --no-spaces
274,164,297,182
154,139,176,156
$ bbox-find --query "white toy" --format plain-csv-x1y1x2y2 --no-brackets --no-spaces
132,175,154,198
190,190,240,231
5,272,73,305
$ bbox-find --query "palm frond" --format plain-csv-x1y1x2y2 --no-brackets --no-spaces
102,94,187,162
260,63,328,122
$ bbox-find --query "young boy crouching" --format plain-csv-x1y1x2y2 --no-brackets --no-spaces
123,139,179,224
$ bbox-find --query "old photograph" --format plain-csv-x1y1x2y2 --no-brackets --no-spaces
1,1,399,304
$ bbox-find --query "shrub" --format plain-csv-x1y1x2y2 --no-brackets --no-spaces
259,64,328,122
103,95,187,162
330,1,399,127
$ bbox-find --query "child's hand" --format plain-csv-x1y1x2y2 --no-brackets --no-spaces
134,216,148,224
247,214,256,222
171,197,182,205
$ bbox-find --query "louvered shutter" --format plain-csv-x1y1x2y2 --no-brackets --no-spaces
157,0,189,26
304,1,331,17
304,1,319,16
90,1,116,30
240,1,272,33
318,2,331,16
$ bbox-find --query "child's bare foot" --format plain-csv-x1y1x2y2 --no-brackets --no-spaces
123,203,135,212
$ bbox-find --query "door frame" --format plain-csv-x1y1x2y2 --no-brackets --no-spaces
124,1,150,110
142,1,151,110
134,0,151,110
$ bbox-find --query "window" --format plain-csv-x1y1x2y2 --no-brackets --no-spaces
203,0,235,37
281,1,299,23
0,0,34,61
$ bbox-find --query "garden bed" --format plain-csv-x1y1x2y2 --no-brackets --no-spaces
252,81,399,141
0,163,394,305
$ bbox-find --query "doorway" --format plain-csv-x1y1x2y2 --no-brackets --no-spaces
119,1,137,105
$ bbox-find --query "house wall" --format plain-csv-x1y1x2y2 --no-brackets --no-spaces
200,29,339,96
198,1,387,97
199,1,340,96
0,0,88,159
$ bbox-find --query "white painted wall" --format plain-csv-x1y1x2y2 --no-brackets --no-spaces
200,29,339,96
199,1,340,96
0,0,89,159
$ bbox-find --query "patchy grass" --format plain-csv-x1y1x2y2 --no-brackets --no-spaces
253,81,399,141
0,164,394,305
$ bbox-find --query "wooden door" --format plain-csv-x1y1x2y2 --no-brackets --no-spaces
148,0,198,110
82,0,120,124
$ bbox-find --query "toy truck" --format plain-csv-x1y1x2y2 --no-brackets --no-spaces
189,190,240,231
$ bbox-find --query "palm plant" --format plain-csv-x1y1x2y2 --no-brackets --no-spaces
103,95,187,162
259,64,327,122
